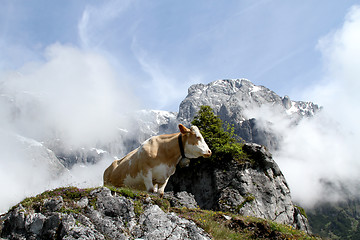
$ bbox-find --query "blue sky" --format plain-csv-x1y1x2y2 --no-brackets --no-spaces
0,0,358,111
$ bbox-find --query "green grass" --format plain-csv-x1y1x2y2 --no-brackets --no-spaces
236,193,256,212
10,187,96,213
172,208,321,240
106,185,137,198
295,205,308,219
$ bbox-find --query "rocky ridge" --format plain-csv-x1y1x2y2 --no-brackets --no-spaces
0,186,317,240
0,187,211,240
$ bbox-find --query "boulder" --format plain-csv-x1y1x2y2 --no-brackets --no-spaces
164,191,199,209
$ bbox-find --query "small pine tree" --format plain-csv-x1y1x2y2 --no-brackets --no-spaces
191,105,245,162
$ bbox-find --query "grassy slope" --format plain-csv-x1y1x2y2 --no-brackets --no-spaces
1,186,322,240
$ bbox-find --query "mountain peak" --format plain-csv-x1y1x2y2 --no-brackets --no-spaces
178,78,320,149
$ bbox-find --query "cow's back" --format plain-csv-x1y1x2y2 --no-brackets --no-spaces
103,136,158,185
103,148,140,187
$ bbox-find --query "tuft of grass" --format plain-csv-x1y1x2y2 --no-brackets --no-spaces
58,207,81,215
134,200,144,216
236,194,255,212
152,197,170,213
172,208,241,240
105,185,145,198
172,207,321,240
106,185,137,198
295,205,308,219
10,187,96,213
104,185,170,213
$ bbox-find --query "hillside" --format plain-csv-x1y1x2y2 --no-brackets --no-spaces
0,186,319,240
308,198,360,239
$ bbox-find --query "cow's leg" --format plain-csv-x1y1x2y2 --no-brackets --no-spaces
153,184,159,193
143,171,154,193
158,178,170,198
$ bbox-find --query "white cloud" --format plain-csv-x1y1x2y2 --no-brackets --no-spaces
132,46,188,110
78,0,133,49
0,43,139,212
1,43,137,147
270,5,360,207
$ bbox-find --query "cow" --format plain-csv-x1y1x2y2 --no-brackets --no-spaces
103,124,211,196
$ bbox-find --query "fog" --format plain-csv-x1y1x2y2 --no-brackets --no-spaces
0,44,138,213
247,6,360,207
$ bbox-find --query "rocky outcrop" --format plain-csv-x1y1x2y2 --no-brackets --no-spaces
0,187,210,240
166,143,311,234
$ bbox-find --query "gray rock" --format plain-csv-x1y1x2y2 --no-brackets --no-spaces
76,197,89,209
139,205,210,240
164,191,199,209
282,95,292,110
60,214,105,240
42,213,62,239
293,207,311,234
85,187,134,239
1,205,26,237
25,213,46,235
43,196,64,212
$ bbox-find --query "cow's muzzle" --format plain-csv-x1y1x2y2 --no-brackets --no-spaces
203,149,212,158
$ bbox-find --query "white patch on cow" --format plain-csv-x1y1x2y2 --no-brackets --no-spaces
123,170,149,191
152,163,175,184
184,126,211,158
143,170,154,192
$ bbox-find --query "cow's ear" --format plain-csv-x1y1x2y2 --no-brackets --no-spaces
179,124,190,134
190,126,198,134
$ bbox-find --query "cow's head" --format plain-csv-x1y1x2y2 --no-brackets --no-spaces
179,124,212,159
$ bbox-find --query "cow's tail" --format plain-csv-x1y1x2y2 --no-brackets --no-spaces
103,164,112,186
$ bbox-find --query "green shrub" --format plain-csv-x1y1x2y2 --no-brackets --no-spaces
191,105,246,163
236,194,256,211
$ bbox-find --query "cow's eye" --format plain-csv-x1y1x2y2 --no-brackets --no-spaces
196,136,201,140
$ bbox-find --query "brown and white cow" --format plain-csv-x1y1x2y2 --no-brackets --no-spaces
103,124,211,196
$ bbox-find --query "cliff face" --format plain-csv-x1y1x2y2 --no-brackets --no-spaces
166,143,310,234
